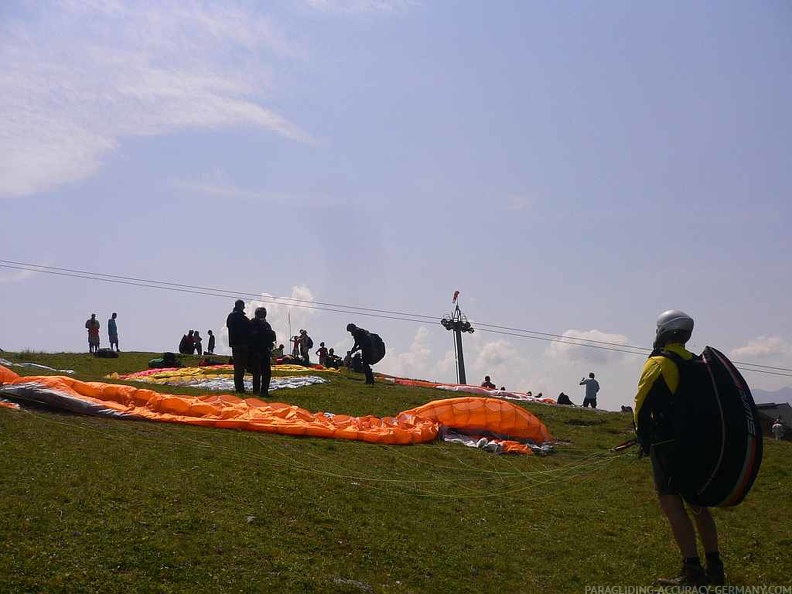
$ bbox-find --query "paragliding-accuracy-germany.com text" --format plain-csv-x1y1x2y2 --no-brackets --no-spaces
584,586,791,594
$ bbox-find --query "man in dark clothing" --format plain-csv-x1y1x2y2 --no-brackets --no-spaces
249,307,276,397
226,299,250,393
347,323,375,384
206,330,216,354
178,332,190,354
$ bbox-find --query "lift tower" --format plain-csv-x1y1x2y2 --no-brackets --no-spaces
441,291,474,384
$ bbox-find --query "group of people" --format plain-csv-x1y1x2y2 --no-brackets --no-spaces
178,330,215,356
225,300,381,393
227,300,277,396
477,373,593,406
80,302,756,588
315,343,343,369
289,329,315,365
84,312,119,353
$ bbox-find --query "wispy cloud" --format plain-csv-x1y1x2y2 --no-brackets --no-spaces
731,336,792,361
378,326,437,380
0,1,312,199
0,267,39,284
217,287,320,352
546,329,633,365
506,195,534,211
305,0,415,15
169,170,289,204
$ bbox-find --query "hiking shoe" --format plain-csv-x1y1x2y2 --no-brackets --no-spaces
656,563,708,588
707,562,725,586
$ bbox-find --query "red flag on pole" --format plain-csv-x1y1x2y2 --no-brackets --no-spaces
452,290,459,304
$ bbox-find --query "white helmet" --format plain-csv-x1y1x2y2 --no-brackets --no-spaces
655,309,694,341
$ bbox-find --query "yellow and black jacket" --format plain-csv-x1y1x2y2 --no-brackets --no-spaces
633,343,695,449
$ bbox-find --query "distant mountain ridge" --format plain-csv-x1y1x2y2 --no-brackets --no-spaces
751,386,792,405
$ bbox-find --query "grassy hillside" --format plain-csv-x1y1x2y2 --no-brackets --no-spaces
1,351,789,593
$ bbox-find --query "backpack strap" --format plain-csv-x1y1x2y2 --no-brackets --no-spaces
655,348,700,367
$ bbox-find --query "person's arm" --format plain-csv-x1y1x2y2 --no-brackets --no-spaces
633,358,670,452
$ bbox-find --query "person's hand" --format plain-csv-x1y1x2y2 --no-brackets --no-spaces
637,436,650,458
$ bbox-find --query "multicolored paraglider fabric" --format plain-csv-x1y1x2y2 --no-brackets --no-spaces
0,364,553,456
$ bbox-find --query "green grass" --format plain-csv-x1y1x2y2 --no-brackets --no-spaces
0,351,789,593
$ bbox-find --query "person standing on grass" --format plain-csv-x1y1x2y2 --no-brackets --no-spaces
316,342,328,367
633,310,724,588
346,323,375,384
107,312,119,352
85,313,100,353
193,331,203,356
226,300,250,393
299,329,312,364
771,418,785,441
206,330,216,354
579,372,600,408
249,307,276,398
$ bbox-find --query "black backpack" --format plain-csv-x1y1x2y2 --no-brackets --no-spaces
660,346,763,507
251,320,276,351
94,348,118,359
368,333,386,365
162,352,181,367
305,335,314,349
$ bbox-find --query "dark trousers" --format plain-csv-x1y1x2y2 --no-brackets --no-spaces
363,361,374,384
250,352,272,396
231,345,249,393
361,348,374,384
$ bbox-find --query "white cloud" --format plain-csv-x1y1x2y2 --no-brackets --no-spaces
0,267,39,284
546,329,634,365
169,170,289,204
731,336,792,361
473,339,519,369
218,286,319,352
169,169,342,207
305,0,415,14
506,195,534,211
0,1,312,198
377,325,432,379
255,286,319,347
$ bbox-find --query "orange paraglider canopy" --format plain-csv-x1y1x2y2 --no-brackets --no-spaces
0,365,552,454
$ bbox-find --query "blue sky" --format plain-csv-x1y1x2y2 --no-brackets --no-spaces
1,0,790,410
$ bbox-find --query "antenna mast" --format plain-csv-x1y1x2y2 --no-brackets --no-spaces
441,291,474,384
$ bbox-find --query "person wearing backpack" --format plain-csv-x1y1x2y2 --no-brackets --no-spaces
346,323,376,384
633,310,724,588
299,330,313,364
249,307,276,397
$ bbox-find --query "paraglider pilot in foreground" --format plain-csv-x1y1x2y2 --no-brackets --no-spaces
346,323,375,385
633,310,724,588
